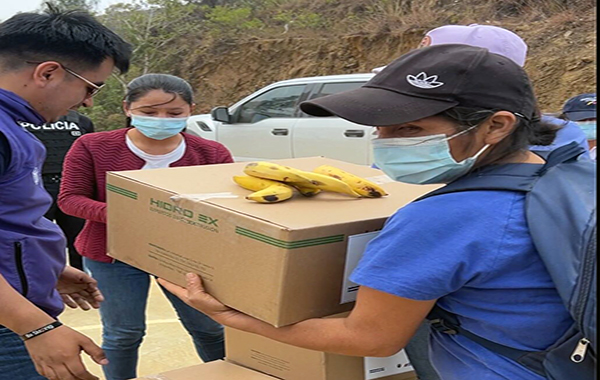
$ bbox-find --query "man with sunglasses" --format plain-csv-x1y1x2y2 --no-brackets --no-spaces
20,59,101,274
0,6,131,380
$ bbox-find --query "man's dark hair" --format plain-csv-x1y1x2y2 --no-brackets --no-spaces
0,3,131,73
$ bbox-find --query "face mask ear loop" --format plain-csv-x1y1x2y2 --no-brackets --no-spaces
412,123,480,147
455,143,491,170
473,143,491,159
445,123,480,142
373,123,482,148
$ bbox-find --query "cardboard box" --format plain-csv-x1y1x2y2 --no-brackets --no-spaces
134,360,276,379
225,327,417,380
107,157,439,327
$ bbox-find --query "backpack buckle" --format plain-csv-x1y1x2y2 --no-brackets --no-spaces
429,318,458,335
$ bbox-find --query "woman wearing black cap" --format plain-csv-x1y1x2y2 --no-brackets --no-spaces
159,45,594,380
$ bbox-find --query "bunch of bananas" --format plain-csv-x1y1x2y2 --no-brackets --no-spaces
233,162,388,203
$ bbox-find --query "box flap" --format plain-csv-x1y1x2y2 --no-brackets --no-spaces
109,157,440,230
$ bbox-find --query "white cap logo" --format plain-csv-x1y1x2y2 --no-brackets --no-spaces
581,97,596,106
407,72,444,89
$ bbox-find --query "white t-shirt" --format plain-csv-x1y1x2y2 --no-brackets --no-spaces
126,135,186,170
590,146,596,161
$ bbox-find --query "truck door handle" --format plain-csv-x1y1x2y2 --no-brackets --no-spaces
271,128,289,136
344,129,365,138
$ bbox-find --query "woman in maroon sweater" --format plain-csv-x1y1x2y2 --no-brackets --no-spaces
58,74,233,380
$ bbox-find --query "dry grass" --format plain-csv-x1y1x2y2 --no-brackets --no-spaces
323,0,596,36
495,0,594,15
545,9,580,25
196,0,595,42
365,0,440,31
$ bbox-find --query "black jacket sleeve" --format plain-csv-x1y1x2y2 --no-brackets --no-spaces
0,131,10,177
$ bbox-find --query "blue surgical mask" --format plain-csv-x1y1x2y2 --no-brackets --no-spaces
130,114,188,140
576,121,596,141
372,127,490,185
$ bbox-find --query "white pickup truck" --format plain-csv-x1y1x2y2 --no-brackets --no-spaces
185,73,377,165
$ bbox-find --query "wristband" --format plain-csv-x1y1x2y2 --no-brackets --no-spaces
20,321,63,341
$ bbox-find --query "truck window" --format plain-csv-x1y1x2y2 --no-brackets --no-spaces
312,82,366,99
237,85,306,124
302,82,367,117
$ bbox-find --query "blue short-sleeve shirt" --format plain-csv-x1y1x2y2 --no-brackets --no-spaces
350,190,573,380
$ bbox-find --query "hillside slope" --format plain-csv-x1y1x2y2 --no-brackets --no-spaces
181,11,595,114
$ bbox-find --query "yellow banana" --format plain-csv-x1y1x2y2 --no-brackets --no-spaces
244,161,359,198
313,165,388,198
246,183,294,203
291,171,361,198
233,175,283,192
290,184,322,197
235,175,321,198
244,162,313,186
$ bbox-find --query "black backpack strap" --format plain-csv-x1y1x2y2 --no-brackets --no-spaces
427,306,546,376
416,142,587,202
539,142,586,173
416,164,539,201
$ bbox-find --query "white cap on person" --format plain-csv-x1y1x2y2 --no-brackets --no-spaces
372,23,528,74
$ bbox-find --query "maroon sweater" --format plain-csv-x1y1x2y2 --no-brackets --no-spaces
58,128,233,263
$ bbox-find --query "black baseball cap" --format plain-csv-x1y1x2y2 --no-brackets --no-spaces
300,44,537,126
562,93,596,121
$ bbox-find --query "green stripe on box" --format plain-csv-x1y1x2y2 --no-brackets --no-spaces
107,184,138,200
236,227,344,249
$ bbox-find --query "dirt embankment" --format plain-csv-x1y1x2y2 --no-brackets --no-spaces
182,12,595,114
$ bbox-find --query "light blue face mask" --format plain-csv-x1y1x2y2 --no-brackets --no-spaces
130,114,188,140
577,121,597,141
372,127,490,185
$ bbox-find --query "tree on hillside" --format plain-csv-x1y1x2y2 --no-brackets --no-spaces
102,0,201,77
189,0,244,6
82,0,203,131
41,0,100,11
